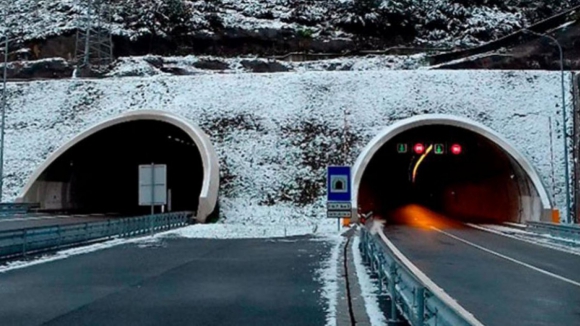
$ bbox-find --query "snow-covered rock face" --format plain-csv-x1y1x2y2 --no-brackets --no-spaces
0,0,575,52
3,70,573,224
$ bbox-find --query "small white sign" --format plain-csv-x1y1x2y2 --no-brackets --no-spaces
327,210,352,219
327,202,351,210
139,164,167,206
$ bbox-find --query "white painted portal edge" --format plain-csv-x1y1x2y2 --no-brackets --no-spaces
351,114,552,222
17,110,219,223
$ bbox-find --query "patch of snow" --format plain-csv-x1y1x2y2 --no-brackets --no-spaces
0,236,150,273
352,233,388,326
536,232,580,246
315,232,344,326
469,223,580,256
479,224,536,236
105,54,427,77
154,220,338,239
106,57,169,77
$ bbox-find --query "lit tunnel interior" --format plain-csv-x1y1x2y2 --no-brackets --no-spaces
358,125,543,225
25,120,204,216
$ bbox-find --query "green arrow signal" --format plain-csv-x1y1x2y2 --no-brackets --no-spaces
434,144,444,154
397,143,408,153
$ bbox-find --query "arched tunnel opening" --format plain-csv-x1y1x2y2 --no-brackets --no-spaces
358,124,546,225
24,120,204,216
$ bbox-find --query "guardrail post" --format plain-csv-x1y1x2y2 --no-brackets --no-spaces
22,230,27,257
414,287,425,325
389,264,400,323
57,226,62,248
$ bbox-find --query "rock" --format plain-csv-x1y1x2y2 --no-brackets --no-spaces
159,66,201,75
2,58,74,79
192,59,229,70
142,55,164,68
240,60,290,73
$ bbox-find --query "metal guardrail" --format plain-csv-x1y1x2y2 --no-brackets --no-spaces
0,211,191,259
359,225,483,326
526,221,580,242
0,202,39,217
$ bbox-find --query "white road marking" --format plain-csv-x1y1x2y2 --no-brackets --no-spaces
503,222,526,229
432,227,580,288
467,223,580,257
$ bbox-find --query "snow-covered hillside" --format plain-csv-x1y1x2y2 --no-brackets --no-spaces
3,70,573,224
1,0,577,53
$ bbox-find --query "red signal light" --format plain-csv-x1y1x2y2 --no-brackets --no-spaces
413,143,425,154
451,144,462,155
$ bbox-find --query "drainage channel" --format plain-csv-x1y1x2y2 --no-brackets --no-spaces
343,235,357,326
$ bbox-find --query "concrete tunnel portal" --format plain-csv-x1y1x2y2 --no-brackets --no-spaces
18,111,220,223
353,115,552,225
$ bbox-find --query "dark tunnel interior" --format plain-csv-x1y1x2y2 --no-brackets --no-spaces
359,125,536,225
32,120,204,216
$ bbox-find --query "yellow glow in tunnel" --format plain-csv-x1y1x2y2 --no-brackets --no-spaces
412,144,433,183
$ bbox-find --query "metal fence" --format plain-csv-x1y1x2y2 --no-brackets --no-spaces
0,211,191,259
526,221,580,242
359,226,483,326
0,202,39,217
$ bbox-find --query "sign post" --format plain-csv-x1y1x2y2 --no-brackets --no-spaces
327,166,352,231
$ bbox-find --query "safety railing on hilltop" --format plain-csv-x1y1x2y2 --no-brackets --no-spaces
359,225,483,326
526,221,580,242
0,211,192,260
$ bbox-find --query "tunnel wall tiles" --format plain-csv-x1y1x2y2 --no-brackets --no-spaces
4,70,573,224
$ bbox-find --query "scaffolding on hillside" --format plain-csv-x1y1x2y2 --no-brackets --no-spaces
75,0,114,74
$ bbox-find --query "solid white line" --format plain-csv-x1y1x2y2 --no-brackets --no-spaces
503,222,526,229
375,222,485,326
432,227,580,288
467,223,580,257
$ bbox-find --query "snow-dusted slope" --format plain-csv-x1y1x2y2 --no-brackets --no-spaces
3,70,572,224
1,0,576,49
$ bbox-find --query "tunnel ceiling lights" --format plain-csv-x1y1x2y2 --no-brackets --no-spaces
167,135,195,147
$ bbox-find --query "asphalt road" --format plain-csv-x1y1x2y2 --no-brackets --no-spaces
0,215,117,232
386,223,580,326
0,235,333,326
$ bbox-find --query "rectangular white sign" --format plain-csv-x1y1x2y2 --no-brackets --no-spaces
327,202,351,210
139,164,167,206
327,210,352,219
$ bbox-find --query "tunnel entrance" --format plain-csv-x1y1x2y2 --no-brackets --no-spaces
354,115,551,224
19,111,220,222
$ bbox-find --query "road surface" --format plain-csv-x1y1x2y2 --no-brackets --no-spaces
0,235,333,326
386,206,580,326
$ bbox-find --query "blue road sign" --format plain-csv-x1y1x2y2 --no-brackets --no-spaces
327,166,351,202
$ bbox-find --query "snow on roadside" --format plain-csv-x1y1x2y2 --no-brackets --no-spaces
472,224,580,255
154,221,337,240
0,236,145,273
352,234,388,326
478,224,536,236
316,233,344,326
